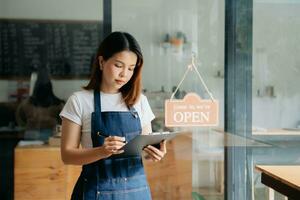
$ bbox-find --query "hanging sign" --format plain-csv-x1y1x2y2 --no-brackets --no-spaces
164,53,219,127
165,93,219,127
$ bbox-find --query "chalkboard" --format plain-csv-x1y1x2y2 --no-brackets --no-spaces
0,19,103,79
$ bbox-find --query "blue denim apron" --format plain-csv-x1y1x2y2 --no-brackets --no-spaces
71,90,151,200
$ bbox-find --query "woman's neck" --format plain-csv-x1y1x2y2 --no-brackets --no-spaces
100,86,119,94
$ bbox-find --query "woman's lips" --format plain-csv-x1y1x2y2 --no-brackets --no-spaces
115,80,125,84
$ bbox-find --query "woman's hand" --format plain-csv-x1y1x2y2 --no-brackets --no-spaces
101,136,126,158
143,140,167,162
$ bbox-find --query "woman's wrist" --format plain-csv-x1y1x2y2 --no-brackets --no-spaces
96,146,112,159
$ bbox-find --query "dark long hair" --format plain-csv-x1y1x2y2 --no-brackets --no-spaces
30,67,64,107
83,31,144,107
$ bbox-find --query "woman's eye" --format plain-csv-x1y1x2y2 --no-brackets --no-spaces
128,68,134,71
115,64,122,68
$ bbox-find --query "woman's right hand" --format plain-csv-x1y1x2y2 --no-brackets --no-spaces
101,136,126,157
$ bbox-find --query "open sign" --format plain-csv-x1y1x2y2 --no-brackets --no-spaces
165,93,219,127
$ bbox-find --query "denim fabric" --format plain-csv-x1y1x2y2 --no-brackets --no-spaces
71,90,151,200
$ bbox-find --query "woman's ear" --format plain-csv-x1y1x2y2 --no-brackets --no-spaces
98,56,104,70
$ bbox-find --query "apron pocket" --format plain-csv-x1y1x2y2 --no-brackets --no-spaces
98,186,151,200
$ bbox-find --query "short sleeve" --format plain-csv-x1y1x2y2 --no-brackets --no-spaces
59,94,82,126
140,95,155,128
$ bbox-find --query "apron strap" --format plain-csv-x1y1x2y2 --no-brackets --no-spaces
93,89,101,131
128,106,139,118
94,89,101,114
92,89,102,147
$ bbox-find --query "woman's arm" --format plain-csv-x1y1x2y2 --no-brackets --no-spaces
61,118,125,165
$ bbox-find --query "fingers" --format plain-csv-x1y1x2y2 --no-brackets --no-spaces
160,140,167,154
143,148,161,161
112,149,125,154
105,140,125,148
103,136,126,154
106,136,126,142
143,145,166,162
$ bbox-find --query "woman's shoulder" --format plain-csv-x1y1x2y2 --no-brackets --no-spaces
141,93,151,103
134,93,150,108
70,90,93,101
72,89,93,97
133,93,155,126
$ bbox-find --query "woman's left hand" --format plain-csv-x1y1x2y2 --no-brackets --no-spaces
143,140,167,162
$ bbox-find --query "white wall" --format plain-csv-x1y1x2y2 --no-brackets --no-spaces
253,2,300,128
112,0,224,91
0,0,102,101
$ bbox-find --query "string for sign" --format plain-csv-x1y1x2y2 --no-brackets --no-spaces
191,53,215,101
170,64,192,100
170,53,215,102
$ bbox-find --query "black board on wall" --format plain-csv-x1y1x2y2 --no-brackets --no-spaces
0,19,103,79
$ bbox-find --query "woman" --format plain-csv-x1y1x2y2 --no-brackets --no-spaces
16,67,64,141
60,32,166,200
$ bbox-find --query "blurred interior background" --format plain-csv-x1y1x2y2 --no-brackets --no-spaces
0,0,299,199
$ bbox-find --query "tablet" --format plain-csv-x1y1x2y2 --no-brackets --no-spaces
113,131,181,158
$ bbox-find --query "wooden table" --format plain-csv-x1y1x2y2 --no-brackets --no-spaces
14,145,82,200
255,165,300,200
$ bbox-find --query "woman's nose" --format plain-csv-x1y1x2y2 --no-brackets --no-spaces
120,69,127,77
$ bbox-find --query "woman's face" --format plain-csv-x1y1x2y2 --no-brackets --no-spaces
99,50,137,93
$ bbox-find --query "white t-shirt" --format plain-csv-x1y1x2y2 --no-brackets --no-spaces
60,90,155,148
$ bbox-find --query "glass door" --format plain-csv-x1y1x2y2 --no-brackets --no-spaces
112,0,225,199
